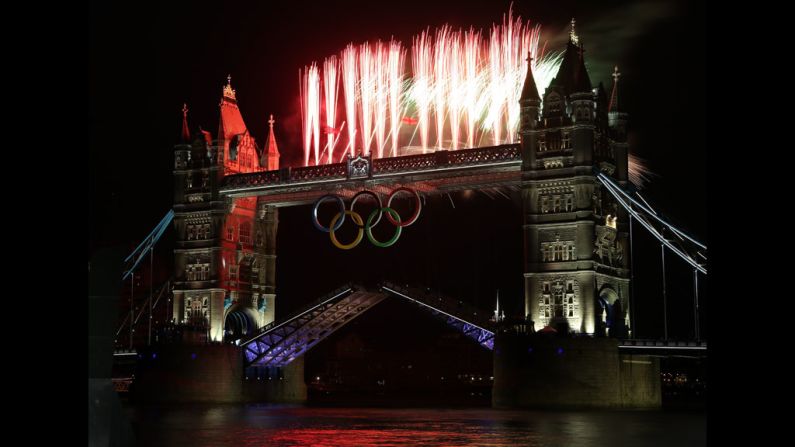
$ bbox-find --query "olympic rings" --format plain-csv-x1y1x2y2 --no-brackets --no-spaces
311,187,422,249
329,210,364,250
386,187,422,227
366,208,402,248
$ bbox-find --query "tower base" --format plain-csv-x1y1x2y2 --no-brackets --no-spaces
130,344,307,404
492,333,660,409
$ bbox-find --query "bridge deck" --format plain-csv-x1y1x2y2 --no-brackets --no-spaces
220,145,522,206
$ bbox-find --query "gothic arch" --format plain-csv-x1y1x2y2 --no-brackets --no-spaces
597,286,626,338
224,304,259,341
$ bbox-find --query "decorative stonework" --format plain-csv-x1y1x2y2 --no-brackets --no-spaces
223,74,236,100
598,162,615,175
537,277,581,330
594,225,623,267
543,159,564,169
347,154,371,178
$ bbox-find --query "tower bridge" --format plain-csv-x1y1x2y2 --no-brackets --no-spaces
117,22,707,408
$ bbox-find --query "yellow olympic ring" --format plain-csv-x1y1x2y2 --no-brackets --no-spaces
329,210,364,250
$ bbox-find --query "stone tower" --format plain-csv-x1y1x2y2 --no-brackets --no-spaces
172,77,280,342
519,20,631,337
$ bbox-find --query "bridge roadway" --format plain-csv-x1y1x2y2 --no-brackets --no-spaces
239,282,497,368
237,282,706,369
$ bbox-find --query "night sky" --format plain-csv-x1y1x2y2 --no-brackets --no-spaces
90,0,705,340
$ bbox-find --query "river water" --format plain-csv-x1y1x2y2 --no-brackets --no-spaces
126,405,706,446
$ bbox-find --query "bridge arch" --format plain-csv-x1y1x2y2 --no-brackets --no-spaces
597,286,626,338
224,305,259,341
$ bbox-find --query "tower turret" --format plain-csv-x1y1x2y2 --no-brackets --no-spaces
519,52,542,169
608,66,629,182
261,114,280,171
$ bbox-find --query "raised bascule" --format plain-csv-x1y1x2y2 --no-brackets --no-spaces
125,20,707,407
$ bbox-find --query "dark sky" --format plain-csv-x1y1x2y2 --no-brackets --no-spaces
90,0,705,339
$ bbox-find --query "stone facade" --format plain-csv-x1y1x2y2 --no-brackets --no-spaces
519,32,631,337
172,79,280,342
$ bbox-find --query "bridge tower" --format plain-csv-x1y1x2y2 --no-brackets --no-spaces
492,21,659,409
518,20,631,338
172,77,280,342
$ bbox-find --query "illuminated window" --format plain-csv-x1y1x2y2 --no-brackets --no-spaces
562,132,570,149
538,134,547,152
565,195,574,212
553,196,561,212
541,196,549,213
226,225,234,241
568,245,576,260
240,222,252,245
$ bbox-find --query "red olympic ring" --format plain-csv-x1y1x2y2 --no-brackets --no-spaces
386,187,422,227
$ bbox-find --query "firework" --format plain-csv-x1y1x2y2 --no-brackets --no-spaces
387,40,406,157
629,154,654,188
301,8,562,165
342,44,358,158
323,56,340,164
299,63,321,166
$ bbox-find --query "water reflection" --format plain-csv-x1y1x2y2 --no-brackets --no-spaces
128,406,705,447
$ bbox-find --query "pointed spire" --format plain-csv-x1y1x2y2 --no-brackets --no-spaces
223,73,236,100
573,43,592,93
597,81,609,110
550,20,590,94
494,290,505,322
180,103,191,143
262,114,281,170
569,18,579,46
609,66,621,113
519,52,541,102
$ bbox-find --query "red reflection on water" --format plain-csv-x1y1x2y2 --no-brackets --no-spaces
264,428,495,447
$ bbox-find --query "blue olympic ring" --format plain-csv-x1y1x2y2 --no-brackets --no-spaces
311,194,346,233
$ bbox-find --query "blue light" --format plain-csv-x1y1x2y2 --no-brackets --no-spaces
527,347,534,353
191,353,197,360
556,347,564,355
152,353,157,359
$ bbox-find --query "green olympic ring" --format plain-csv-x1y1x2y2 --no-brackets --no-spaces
366,207,402,248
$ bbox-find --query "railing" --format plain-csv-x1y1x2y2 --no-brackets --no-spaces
379,282,494,329
619,339,707,349
379,282,496,349
220,144,522,190
242,283,355,343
